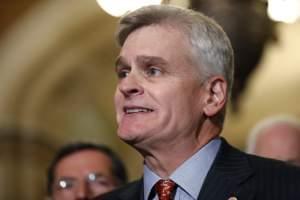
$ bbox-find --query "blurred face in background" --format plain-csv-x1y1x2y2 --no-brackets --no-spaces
51,150,118,200
254,123,300,166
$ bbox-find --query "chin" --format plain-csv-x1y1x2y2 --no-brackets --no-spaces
118,128,147,146
118,129,137,142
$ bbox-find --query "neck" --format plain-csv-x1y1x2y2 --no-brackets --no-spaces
141,122,220,178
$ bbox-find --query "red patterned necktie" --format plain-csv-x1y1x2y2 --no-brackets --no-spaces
154,179,176,200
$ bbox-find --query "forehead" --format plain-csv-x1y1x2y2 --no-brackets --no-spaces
262,124,300,140
120,24,191,60
256,125,300,156
55,150,113,178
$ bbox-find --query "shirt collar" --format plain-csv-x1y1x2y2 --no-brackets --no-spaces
143,137,221,200
144,164,161,200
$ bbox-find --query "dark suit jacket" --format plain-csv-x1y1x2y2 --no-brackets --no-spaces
95,138,300,200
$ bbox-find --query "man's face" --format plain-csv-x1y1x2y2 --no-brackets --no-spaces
114,25,207,150
52,150,118,200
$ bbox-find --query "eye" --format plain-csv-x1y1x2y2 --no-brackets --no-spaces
146,67,161,76
117,68,130,79
57,179,75,190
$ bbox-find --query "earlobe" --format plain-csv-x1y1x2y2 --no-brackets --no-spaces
203,76,227,117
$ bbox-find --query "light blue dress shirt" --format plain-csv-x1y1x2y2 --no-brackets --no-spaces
143,137,221,200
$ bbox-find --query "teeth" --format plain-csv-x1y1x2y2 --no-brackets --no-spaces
125,108,152,114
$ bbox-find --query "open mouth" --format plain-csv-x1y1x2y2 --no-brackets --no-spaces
123,107,154,114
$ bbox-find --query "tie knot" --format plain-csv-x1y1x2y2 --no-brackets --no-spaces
155,179,176,200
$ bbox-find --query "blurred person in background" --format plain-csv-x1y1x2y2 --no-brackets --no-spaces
47,142,127,200
247,115,300,166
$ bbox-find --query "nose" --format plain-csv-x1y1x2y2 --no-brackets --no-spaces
118,73,144,98
75,182,89,200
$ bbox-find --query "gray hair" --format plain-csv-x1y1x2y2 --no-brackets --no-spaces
247,115,300,153
116,4,234,97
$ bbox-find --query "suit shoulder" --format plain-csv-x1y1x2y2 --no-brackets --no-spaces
247,153,300,180
212,139,300,198
219,138,300,179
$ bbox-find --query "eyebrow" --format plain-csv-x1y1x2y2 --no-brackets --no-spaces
57,176,76,181
136,55,167,65
115,55,167,70
115,56,125,68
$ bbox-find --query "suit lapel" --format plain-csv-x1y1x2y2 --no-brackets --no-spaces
198,138,256,200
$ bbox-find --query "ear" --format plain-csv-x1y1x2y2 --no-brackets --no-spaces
203,76,227,117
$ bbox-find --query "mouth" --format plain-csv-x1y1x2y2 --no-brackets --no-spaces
123,106,154,114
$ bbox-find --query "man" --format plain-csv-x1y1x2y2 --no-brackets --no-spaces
47,142,127,200
247,115,300,166
97,5,300,200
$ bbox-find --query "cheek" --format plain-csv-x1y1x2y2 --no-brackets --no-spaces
158,91,190,119
171,88,203,116
114,91,122,109
114,92,123,122
53,190,74,199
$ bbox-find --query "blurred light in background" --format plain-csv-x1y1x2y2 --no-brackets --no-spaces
96,0,163,17
267,0,300,23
